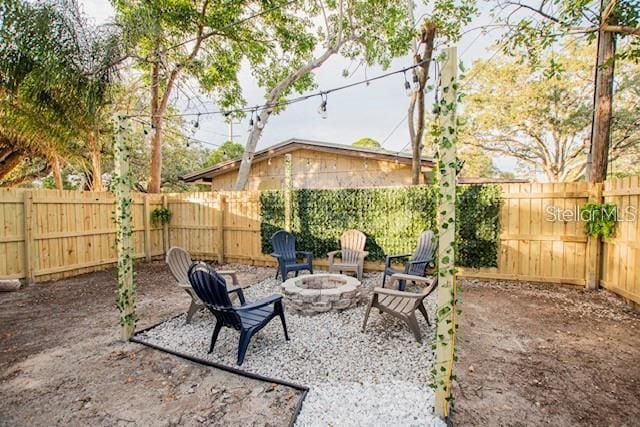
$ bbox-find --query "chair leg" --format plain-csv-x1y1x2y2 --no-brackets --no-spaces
362,298,375,332
381,273,387,288
417,301,431,326
406,313,422,343
280,266,288,281
275,301,289,340
208,321,223,354
185,300,200,324
295,270,299,277
237,330,252,365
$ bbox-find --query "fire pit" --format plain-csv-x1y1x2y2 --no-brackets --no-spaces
281,274,362,315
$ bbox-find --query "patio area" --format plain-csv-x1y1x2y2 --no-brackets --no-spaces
135,270,439,426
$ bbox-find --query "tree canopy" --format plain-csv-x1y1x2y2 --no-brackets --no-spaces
463,41,640,181
352,138,383,150
204,141,244,167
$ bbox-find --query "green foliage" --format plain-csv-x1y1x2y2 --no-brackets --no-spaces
150,207,172,225
204,140,244,167
260,185,501,267
496,0,640,61
0,0,121,185
582,202,618,238
352,138,383,151
464,41,640,181
457,185,501,267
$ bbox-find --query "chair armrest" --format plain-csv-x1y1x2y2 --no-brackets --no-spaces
327,250,341,264
236,294,282,311
177,283,192,290
391,273,436,286
358,250,369,259
217,270,239,286
296,251,313,262
270,252,283,259
385,253,411,267
372,286,426,299
227,286,246,305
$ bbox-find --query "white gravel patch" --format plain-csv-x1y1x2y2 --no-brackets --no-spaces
136,272,441,426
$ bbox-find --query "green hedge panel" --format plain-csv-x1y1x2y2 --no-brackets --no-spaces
260,185,501,268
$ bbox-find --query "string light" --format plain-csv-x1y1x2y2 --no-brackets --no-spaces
317,93,328,119
411,70,420,92
194,113,200,128
404,72,412,97
256,114,264,129
248,110,255,129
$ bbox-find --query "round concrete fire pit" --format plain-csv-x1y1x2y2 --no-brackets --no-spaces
281,274,362,315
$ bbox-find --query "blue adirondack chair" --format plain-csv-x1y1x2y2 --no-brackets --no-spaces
187,262,289,366
382,230,437,290
270,230,313,280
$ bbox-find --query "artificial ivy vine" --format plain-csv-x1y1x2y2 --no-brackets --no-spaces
113,115,137,339
430,48,463,418
582,202,618,238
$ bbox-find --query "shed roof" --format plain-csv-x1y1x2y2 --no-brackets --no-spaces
182,138,435,183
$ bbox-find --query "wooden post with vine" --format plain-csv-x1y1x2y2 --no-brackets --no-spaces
284,153,293,232
114,115,137,340
434,46,458,419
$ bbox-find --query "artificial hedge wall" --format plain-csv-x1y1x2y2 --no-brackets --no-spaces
260,185,501,268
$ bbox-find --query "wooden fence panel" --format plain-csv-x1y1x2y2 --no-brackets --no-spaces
0,179,637,302
459,182,590,286
602,176,640,304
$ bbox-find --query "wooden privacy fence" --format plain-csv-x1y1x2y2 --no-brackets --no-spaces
0,181,638,305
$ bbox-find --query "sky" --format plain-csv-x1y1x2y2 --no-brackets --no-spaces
80,0,518,172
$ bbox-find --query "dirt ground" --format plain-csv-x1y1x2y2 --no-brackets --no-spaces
453,280,640,426
0,262,302,427
2,263,640,426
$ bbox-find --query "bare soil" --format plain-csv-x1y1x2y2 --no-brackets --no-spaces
0,262,302,426
453,280,640,426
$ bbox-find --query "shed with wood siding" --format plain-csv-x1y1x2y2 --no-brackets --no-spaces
182,138,435,190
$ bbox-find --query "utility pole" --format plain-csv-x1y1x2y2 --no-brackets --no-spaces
587,0,616,183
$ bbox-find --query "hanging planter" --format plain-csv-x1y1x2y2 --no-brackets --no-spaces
151,206,172,226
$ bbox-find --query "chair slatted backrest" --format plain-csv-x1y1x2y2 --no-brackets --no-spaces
341,229,366,264
272,230,297,263
166,246,192,285
408,230,437,276
188,262,242,329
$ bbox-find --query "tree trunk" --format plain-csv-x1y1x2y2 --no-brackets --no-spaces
148,61,163,193
408,22,436,185
234,46,340,191
88,134,103,192
587,1,616,183
51,155,63,190
0,149,24,180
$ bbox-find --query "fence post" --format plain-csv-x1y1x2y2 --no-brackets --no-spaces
162,194,170,253
284,153,292,232
143,194,152,262
586,182,603,290
23,191,35,284
217,194,226,264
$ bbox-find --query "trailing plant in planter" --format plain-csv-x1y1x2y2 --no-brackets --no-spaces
151,206,172,225
582,202,617,238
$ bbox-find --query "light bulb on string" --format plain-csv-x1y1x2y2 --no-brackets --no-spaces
411,70,420,92
248,110,255,130
194,113,200,128
256,113,264,129
317,93,328,119
404,72,412,97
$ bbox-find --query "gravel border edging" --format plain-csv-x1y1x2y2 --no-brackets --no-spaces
130,318,310,427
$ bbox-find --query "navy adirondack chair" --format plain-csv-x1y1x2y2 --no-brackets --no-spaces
187,262,289,365
270,230,313,280
382,230,437,290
